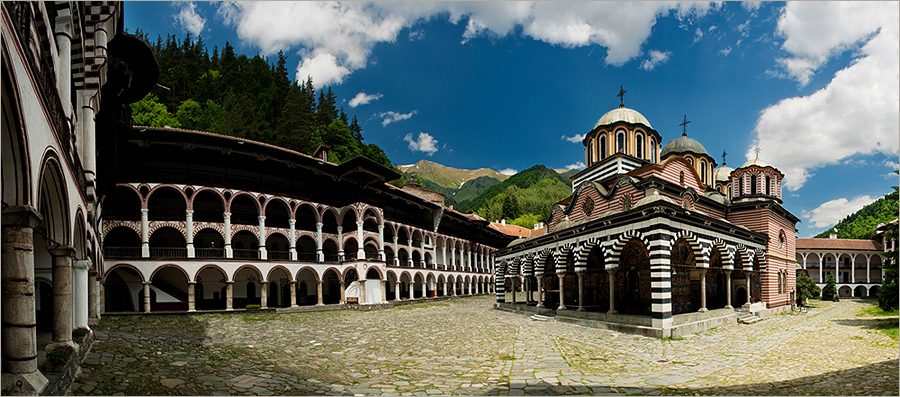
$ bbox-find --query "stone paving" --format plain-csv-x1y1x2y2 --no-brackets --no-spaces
69,296,898,396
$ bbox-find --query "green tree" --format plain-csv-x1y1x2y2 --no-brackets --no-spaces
821,272,837,300
309,120,361,164
363,143,392,168
878,170,899,311
131,94,180,128
509,213,541,229
796,273,821,303
175,99,203,130
349,115,363,144
501,193,520,220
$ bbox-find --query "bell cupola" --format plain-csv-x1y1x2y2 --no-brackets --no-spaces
731,147,784,203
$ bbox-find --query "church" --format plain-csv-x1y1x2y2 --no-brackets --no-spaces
494,91,799,338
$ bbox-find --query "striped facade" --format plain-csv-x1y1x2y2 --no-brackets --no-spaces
495,103,799,338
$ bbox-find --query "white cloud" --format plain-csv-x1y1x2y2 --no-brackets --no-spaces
562,134,585,143
498,168,518,176
349,92,383,108
565,162,585,170
295,52,350,86
719,46,732,56
175,2,205,36
750,2,899,191
693,27,704,43
741,2,762,12
404,132,438,155
640,50,672,71
218,2,720,84
802,195,879,228
379,110,417,127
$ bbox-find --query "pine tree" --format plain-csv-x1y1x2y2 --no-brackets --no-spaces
821,273,837,300
349,116,363,144
796,273,821,303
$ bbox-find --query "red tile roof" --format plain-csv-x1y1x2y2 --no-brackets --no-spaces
490,222,546,238
796,238,883,251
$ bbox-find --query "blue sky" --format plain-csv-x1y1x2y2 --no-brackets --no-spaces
125,1,899,238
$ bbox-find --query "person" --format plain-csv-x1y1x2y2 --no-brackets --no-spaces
210,242,215,249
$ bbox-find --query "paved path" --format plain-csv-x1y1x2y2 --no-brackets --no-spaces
69,297,898,395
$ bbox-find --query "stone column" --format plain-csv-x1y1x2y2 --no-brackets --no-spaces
187,282,196,312
510,278,516,303
185,210,195,258
225,281,234,311
359,280,367,304
88,271,99,324
392,237,400,266
381,280,387,303
724,270,733,309
337,226,344,261
851,256,856,283
288,219,297,260
316,222,324,262
140,208,150,257
72,259,91,329
316,280,324,306
557,272,567,310
576,271,585,311
258,216,267,260
536,276,544,308
143,281,152,313
357,220,365,260
260,281,268,309
745,277,751,303
378,224,385,261
698,269,708,312
223,212,233,258
421,281,427,299
395,282,401,300
442,281,447,297
1,206,49,394
607,268,618,315
290,281,298,307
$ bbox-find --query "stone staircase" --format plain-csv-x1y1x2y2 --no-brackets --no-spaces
735,310,763,324
530,314,556,322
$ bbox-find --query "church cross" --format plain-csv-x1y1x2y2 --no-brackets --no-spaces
679,115,691,137
617,86,627,107
721,150,727,166
754,145,762,159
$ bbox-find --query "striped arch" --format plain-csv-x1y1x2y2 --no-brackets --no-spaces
145,184,190,209
362,205,383,225
668,230,706,267
521,254,535,276
227,191,262,214
734,245,753,271
710,238,732,269
608,229,650,268
533,249,554,275
572,237,602,270
510,258,520,276
261,196,291,215
189,186,226,211
754,249,768,272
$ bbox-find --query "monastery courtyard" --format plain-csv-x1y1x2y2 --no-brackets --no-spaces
70,296,897,396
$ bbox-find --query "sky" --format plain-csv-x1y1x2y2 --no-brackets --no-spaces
124,1,899,238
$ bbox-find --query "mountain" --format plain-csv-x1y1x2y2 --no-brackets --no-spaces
814,195,899,239
559,169,580,179
398,160,508,189
458,164,572,214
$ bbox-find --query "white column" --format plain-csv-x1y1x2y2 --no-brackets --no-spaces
143,281,152,313
441,245,448,269
317,280,325,306
73,259,91,329
468,249,473,272
557,272,567,310
140,208,150,257
866,255,871,283
395,282,401,300
851,255,856,283
378,224,385,261
185,210,195,258
223,212,233,258
337,225,344,261
407,239,413,267
187,282,196,312
80,93,97,186
357,220,365,260
225,282,234,311
392,236,400,266
288,219,297,260
316,222,324,262
260,281,268,309
258,215,267,260
818,254,823,283
450,247,456,270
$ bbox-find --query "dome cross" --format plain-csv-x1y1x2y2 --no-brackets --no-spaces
754,145,761,159
679,115,691,137
617,86,627,108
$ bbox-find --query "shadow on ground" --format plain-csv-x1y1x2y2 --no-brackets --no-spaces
480,360,899,396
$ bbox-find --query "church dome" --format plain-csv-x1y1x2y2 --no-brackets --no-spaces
740,157,772,168
661,136,708,158
595,106,652,129
715,165,734,182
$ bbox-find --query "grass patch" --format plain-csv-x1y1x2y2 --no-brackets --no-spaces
661,336,684,342
874,321,899,340
858,305,899,317
395,302,449,310
500,355,516,361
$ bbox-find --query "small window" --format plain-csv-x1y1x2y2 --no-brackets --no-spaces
750,175,757,195
600,136,607,159
616,131,625,153
636,134,644,159
738,177,743,196
700,160,707,184
779,230,785,249
650,138,657,162
765,176,771,195
588,139,595,164
679,171,685,186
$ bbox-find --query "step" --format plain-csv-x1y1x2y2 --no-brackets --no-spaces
530,314,556,322
738,316,764,324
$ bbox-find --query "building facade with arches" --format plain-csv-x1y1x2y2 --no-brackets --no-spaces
495,103,800,338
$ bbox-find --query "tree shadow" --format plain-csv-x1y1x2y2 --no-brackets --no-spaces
480,360,899,396
833,317,899,330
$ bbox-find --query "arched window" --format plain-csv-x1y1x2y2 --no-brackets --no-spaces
779,230,785,249
686,157,693,166
636,133,644,159
679,171,685,186
738,177,743,196
588,139,595,164
600,135,607,159
650,138,656,162
700,160,707,184
765,176,771,195
616,130,625,154
750,175,757,195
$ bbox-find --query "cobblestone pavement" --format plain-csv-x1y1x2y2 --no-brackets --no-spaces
69,296,898,396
